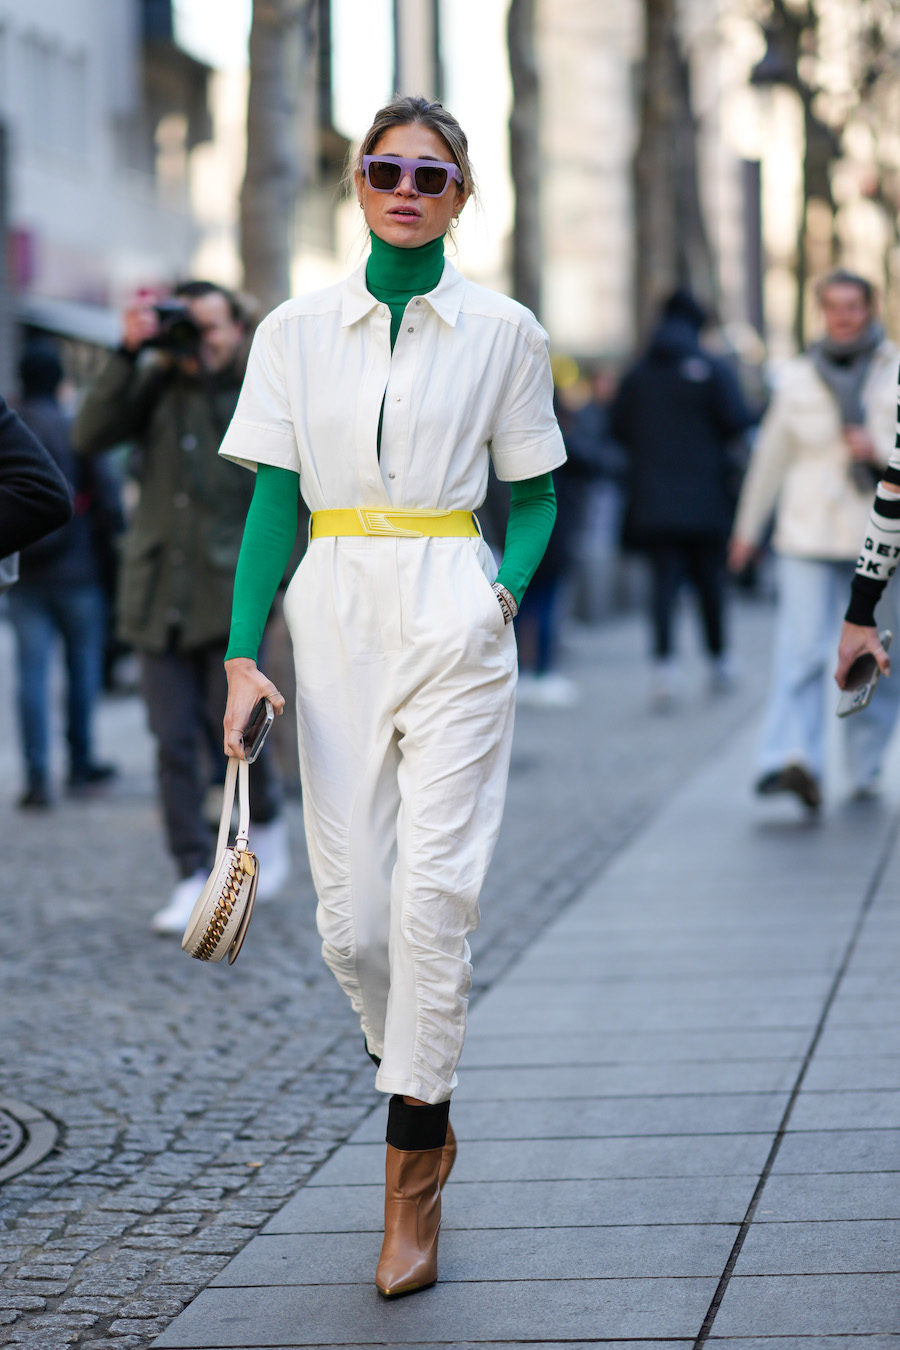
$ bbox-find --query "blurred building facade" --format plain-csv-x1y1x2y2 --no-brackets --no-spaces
0,0,230,387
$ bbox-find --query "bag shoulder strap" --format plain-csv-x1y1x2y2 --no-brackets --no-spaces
216,757,251,857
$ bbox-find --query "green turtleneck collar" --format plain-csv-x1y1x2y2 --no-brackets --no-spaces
366,232,445,302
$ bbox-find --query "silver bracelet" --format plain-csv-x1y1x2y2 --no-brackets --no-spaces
491,581,519,624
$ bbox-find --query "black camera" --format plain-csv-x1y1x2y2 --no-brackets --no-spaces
143,300,202,357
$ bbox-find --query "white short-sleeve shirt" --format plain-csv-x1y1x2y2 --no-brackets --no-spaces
219,257,566,511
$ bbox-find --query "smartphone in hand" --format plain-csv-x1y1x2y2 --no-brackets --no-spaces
836,630,892,719
241,697,274,762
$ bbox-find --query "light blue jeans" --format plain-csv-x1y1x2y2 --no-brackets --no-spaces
758,554,900,789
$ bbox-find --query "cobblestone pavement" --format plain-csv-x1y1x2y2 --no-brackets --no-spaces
0,601,774,1349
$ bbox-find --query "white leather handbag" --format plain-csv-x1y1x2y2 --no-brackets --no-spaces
182,757,258,965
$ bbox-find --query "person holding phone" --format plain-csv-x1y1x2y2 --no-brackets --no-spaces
730,269,900,806
220,96,565,1297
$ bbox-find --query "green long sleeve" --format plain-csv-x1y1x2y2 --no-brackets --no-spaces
495,473,557,606
225,463,300,661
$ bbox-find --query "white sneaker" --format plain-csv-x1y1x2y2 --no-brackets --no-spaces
650,658,680,713
515,671,541,705
252,815,291,899
151,868,208,935
710,654,738,694
532,673,579,708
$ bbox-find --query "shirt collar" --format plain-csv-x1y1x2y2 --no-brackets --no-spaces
341,256,465,329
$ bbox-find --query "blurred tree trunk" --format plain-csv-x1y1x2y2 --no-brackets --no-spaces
240,0,316,317
507,0,541,319
634,0,717,337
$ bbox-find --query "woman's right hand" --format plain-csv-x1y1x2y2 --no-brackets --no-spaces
223,657,285,759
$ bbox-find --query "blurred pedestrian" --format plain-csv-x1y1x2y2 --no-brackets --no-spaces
6,344,122,808
516,375,622,707
73,281,291,927
0,393,72,557
565,365,628,623
730,268,899,807
220,96,564,1297
611,290,755,710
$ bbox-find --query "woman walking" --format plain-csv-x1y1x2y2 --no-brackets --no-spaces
220,97,564,1296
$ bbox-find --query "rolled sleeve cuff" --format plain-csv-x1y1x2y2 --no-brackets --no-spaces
218,419,299,474
490,429,567,483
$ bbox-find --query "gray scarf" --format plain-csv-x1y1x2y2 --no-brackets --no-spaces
809,321,884,425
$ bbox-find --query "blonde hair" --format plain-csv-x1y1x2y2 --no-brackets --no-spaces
346,94,477,206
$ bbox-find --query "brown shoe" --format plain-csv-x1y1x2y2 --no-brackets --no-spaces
375,1143,443,1297
439,1120,457,1189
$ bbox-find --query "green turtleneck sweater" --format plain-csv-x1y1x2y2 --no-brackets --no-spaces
225,235,557,661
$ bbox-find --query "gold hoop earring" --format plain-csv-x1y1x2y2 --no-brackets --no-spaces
451,215,460,229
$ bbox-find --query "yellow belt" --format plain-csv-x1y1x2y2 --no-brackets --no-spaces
310,507,479,540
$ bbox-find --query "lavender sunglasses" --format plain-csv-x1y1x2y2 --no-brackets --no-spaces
362,155,463,198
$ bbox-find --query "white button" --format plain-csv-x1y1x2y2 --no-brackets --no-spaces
395,396,402,402
181,433,197,450
388,472,396,480
415,299,421,306
407,326,414,333
174,493,189,509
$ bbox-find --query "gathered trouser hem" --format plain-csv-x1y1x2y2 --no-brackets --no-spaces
375,1072,454,1106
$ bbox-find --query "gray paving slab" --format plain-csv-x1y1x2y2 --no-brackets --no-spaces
347,1091,790,1144
712,1273,900,1336
460,1028,812,1064
211,1223,738,1285
263,1175,758,1234
733,1219,900,1274
451,1060,802,1100
509,948,845,977
774,1129,900,1174
788,1089,900,1131
802,1056,900,1091
754,1172,900,1221
467,991,823,1036
150,1277,720,1347
154,1345,690,1350
825,997,900,1027
816,1024,900,1058
706,1340,900,1349
307,1134,772,1188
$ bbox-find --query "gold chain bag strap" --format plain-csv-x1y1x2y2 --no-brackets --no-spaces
182,757,258,965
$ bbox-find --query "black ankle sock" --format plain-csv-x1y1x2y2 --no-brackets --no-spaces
385,1094,449,1152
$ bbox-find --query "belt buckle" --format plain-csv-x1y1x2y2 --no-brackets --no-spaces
355,508,451,539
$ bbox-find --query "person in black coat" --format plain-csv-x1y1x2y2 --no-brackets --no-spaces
6,343,123,807
0,394,72,556
610,290,755,708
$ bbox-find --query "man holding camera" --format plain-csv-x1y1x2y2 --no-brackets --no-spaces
74,280,291,930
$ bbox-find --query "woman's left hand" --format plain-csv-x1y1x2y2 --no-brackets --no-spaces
223,657,285,759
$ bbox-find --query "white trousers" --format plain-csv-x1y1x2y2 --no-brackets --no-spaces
283,535,517,1105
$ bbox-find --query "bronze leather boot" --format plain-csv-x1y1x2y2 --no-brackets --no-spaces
375,1142,443,1296
439,1120,457,1189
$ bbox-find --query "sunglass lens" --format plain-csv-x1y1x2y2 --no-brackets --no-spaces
414,165,449,195
367,160,401,191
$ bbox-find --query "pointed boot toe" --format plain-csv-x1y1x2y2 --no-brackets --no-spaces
375,1143,442,1297
438,1120,457,1189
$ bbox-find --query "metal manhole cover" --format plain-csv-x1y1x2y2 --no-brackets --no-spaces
0,1098,58,1184
0,1109,25,1167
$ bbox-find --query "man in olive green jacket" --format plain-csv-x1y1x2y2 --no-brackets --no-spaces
74,281,290,929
